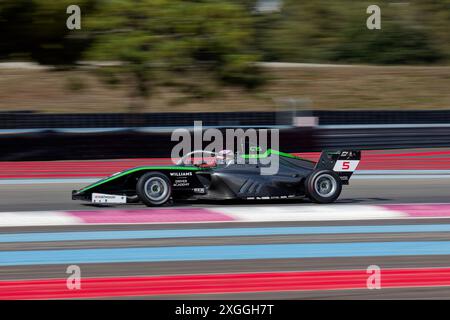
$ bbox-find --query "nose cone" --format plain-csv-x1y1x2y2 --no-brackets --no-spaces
72,189,88,201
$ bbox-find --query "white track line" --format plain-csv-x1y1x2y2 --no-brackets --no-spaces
215,205,405,222
1,204,450,227
0,211,82,227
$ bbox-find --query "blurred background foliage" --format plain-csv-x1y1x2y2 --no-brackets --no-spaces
0,0,449,112
83,0,263,110
0,0,96,65
2,0,449,67
256,0,450,64
0,0,264,111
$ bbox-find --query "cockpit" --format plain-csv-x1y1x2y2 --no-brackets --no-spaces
176,150,235,168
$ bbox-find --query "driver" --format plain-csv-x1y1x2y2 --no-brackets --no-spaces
179,150,235,167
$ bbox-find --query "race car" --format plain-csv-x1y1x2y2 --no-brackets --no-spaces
72,149,361,206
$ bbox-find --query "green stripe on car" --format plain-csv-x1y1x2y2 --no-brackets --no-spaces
240,149,303,160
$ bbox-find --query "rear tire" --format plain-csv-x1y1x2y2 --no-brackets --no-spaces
305,170,342,204
136,172,172,207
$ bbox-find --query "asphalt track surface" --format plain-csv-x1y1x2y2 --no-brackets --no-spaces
2,176,450,299
1,176,450,212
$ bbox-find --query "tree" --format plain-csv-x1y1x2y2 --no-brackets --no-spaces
258,0,354,63
83,0,263,112
257,0,448,64
332,20,443,65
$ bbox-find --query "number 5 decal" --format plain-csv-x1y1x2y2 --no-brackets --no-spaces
342,161,350,170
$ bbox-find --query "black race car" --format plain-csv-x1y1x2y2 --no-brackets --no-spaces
72,149,361,206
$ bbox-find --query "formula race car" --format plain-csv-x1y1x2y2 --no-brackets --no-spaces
72,149,361,206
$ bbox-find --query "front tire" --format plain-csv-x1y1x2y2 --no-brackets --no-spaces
305,170,342,204
136,172,172,207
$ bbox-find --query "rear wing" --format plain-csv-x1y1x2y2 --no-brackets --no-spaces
315,150,361,184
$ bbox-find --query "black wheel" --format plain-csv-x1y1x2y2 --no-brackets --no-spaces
136,172,172,207
305,170,342,204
